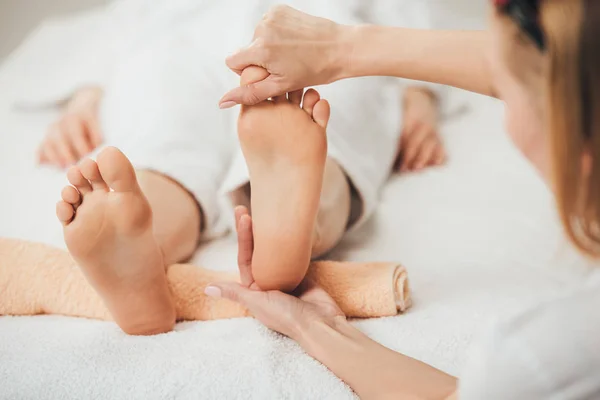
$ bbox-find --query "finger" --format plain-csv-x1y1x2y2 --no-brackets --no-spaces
53,127,78,166
401,124,429,172
64,116,92,159
391,128,407,172
414,136,438,171
434,145,447,165
234,205,250,230
39,123,61,165
43,140,63,167
85,115,103,147
220,77,284,107
236,214,255,288
288,89,303,105
205,282,265,309
37,141,49,164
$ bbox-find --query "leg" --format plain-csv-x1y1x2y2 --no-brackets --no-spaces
226,157,352,260
135,170,201,265
310,158,352,258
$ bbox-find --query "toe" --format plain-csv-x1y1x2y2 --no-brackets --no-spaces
302,89,320,115
288,89,303,105
67,166,92,194
312,100,330,129
61,186,81,208
240,66,270,86
56,200,75,225
80,158,109,191
273,94,287,103
96,147,140,192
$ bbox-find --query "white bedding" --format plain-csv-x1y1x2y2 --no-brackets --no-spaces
0,4,596,400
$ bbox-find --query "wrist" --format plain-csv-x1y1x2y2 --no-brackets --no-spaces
296,316,364,359
331,24,364,82
341,24,395,80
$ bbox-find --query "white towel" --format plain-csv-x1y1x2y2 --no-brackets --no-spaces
0,3,596,399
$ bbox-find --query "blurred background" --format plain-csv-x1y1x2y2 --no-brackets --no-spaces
0,0,108,60
0,0,487,63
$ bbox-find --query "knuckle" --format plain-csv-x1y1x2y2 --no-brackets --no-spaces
254,24,265,38
271,4,289,17
252,36,266,50
244,91,262,106
63,114,79,125
47,122,61,135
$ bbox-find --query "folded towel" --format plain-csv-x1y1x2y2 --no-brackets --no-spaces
0,238,411,322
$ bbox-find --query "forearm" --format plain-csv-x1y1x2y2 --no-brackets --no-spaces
339,26,494,97
298,318,457,400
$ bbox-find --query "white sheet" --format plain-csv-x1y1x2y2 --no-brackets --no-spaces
0,4,597,400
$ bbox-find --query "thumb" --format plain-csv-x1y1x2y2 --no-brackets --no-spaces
205,282,265,308
219,77,282,108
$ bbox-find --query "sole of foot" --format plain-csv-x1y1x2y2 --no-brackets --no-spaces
56,146,175,335
237,67,330,292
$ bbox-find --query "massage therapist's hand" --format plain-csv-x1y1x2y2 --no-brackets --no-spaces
204,206,345,341
219,5,349,108
206,206,457,400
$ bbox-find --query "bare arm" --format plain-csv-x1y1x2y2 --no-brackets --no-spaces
343,26,495,97
209,208,458,399
300,319,458,400
220,5,495,106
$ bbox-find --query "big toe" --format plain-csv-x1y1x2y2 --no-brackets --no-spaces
312,100,330,129
240,66,269,86
96,147,139,192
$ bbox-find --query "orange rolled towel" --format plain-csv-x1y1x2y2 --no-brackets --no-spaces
0,238,411,321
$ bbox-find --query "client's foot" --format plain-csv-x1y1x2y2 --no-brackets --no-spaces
238,67,330,292
56,147,175,334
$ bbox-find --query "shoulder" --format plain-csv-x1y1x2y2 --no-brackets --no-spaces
459,280,600,400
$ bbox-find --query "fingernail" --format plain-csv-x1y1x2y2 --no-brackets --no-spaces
219,101,237,109
204,286,222,298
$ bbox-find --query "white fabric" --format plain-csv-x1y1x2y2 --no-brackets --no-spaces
0,2,599,399
99,0,411,236
99,0,259,239
460,275,600,400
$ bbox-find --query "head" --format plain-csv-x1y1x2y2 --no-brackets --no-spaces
488,0,600,256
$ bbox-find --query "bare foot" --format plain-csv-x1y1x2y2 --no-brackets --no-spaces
56,147,175,334
238,67,330,292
